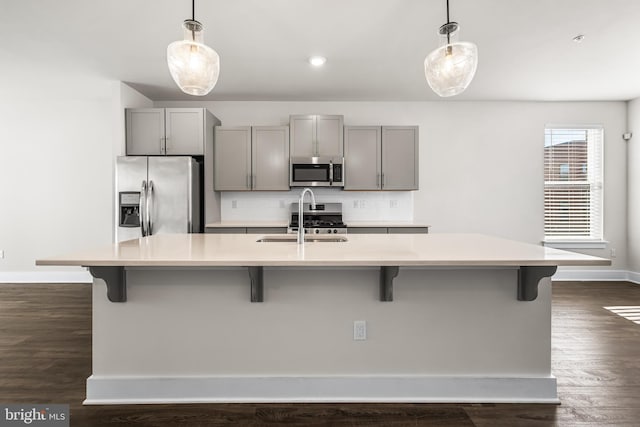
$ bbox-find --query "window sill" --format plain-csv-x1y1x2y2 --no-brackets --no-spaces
542,240,608,249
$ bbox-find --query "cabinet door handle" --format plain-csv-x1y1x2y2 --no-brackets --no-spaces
160,137,165,155
377,173,381,188
381,173,385,188
165,136,170,152
253,174,256,189
246,174,250,189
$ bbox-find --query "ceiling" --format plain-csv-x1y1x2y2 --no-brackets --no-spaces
3,0,640,102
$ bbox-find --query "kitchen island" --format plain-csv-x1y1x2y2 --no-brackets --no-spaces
37,233,609,404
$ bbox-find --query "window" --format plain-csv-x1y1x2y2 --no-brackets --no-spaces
544,126,603,243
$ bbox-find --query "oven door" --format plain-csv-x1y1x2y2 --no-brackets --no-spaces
290,159,332,187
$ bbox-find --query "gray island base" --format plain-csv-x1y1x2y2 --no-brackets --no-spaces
36,233,609,404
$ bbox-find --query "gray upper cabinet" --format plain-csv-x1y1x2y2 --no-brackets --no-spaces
165,108,204,155
290,115,315,157
382,126,419,190
344,125,418,191
252,126,290,190
214,126,289,191
214,127,252,191
344,126,382,190
125,109,165,155
290,115,344,158
126,108,206,156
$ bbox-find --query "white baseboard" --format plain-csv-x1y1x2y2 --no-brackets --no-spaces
628,271,640,284
552,269,639,284
84,375,559,405
0,270,92,283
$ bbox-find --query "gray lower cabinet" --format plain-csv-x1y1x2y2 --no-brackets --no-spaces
126,108,206,156
348,227,429,234
387,227,429,233
214,126,289,191
348,227,388,234
206,227,287,234
246,227,287,234
206,227,247,234
290,115,344,158
344,125,419,191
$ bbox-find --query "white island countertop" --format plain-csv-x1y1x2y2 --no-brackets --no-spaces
36,233,610,268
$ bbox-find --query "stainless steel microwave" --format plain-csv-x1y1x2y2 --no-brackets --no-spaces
290,157,344,187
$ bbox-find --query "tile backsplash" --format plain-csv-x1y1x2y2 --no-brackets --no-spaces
221,190,413,222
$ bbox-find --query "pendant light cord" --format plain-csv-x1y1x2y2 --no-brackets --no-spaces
190,0,196,41
446,0,451,44
446,0,450,24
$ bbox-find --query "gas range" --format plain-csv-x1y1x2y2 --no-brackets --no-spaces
287,202,347,235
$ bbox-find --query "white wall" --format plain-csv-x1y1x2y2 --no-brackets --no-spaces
158,101,628,270
628,99,640,274
0,64,151,280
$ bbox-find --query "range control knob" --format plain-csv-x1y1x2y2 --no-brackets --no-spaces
333,229,338,234
326,229,332,234
314,229,319,234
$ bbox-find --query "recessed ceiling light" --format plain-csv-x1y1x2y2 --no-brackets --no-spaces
573,34,585,43
309,56,327,67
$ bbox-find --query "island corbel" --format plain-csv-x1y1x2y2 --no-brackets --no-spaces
517,266,558,301
88,266,126,302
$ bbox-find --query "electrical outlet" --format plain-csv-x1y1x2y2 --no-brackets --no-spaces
353,320,367,340
610,248,617,258
390,200,398,208
231,200,238,209
0,250,4,259
353,200,359,208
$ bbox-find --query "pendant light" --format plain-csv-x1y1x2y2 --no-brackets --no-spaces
167,0,220,96
424,0,478,97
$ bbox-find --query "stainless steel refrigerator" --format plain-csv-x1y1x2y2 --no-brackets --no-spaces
115,156,201,242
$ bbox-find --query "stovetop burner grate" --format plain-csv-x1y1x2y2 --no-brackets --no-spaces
288,202,347,233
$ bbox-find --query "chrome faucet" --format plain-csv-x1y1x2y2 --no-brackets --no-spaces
298,188,316,245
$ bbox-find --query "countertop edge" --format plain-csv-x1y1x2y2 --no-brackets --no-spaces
35,260,612,267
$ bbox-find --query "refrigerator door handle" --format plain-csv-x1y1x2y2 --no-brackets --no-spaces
147,180,154,235
140,180,147,237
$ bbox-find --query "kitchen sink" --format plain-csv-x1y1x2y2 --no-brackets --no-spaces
256,236,348,243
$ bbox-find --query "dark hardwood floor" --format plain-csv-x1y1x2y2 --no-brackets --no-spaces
1,281,639,426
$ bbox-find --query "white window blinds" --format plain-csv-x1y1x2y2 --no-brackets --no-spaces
544,126,603,240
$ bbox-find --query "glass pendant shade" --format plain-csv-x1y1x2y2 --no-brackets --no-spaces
424,18,478,97
424,40,477,97
167,20,220,96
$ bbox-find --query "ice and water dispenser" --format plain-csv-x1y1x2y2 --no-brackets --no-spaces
118,192,141,227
